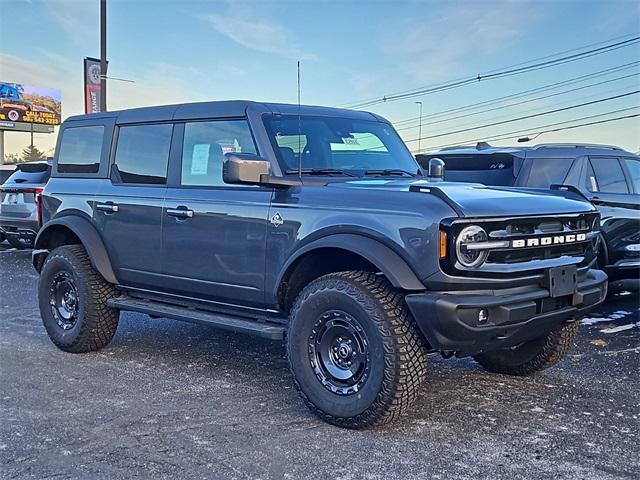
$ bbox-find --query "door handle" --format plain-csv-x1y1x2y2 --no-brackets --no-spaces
167,206,194,219
96,202,119,213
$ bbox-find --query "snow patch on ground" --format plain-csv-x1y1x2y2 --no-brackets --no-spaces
581,311,632,325
600,323,640,334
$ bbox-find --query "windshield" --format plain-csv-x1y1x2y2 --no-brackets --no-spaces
263,114,421,176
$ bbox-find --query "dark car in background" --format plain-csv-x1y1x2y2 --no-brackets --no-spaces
0,161,51,248
417,143,640,286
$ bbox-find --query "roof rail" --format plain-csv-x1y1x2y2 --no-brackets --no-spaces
531,143,623,151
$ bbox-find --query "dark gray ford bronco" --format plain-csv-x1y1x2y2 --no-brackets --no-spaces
34,101,607,428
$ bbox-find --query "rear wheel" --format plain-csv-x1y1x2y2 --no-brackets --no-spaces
473,322,578,376
38,245,120,353
287,271,428,428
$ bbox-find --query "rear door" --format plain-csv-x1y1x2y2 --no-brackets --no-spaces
584,156,640,267
93,123,173,290
161,118,272,308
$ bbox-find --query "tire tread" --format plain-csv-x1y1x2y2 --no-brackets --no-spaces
288,271,428,428
474,322,578,376
40,245,119,353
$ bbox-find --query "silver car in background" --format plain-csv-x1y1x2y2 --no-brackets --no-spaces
0,161,51,249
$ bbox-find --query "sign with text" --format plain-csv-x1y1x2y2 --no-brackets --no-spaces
84,57,107,114
0,82,62,126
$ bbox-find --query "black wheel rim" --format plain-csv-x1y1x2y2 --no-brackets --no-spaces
49,271,79,330
308,310,370,395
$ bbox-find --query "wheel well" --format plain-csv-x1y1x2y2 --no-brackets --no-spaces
278,247,379,312
33,225,82,271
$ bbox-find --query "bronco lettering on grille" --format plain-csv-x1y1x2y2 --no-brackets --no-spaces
511,233,587,248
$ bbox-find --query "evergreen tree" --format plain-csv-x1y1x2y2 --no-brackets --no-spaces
20,145,47,163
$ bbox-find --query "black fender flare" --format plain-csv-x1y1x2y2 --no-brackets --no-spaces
34,216,118,284
276,233,426,293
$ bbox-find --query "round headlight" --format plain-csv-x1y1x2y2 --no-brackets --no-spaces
455,225,489,268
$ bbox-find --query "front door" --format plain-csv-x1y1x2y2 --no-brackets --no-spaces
161,119,272,308
93,123,173,290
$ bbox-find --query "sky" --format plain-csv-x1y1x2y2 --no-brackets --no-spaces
0,0,639,157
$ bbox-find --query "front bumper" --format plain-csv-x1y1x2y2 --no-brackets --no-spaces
405,268,607,357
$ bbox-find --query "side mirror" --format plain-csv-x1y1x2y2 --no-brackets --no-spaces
428,158,445,181
223,153,271,185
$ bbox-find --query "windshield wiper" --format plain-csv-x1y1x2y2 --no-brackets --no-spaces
285,168,357,177
364,169,417,177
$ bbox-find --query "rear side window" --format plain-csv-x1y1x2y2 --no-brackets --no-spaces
57,125,104,174
525,158,573,188
589,157,629,194
113,124,173,185
181,120,256,187
623,158,640,192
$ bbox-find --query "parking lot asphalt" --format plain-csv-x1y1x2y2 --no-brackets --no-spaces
0,244,638,480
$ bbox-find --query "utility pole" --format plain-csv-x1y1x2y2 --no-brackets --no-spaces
415,101,423,153
100,0,107,112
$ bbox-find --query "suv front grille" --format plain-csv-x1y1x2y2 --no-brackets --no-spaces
443,212,599,277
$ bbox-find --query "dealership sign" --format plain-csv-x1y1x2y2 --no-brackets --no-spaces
0,82,62,126
84,57,107,114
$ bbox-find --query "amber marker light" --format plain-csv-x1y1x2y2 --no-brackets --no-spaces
439,231,447,259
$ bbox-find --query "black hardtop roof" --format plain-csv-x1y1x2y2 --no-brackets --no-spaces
418,142,638,159
64,100,387,125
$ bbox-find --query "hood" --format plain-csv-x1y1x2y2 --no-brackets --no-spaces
326,179,595,218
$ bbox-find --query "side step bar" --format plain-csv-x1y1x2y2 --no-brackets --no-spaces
106,296,286,340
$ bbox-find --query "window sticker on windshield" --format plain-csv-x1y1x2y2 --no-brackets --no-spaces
342,137,359,145
191,144,210,175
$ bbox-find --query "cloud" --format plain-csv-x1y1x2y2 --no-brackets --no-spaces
44,0,97,46
202,12,316,61
391,1,543,81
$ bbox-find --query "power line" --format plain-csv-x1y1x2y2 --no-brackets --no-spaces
414,106,639,151
343,35,640,108
393,61,640,126
412,83,638,138
339,32,638,106
404,90,640,144
419,108,640,151
340,32,640,108
396,72,639,132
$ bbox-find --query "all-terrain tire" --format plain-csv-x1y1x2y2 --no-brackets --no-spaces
473,321,578,376
287,271,428,429
38,244,120,353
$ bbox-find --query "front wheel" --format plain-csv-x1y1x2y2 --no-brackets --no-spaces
287,271,428,429
473,322,578,376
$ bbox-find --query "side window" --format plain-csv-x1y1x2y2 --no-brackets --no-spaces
589,157,629,194
57,125,104,174
525,158,573,188
585,161,599,192
181,120,257,187
623,158,640,193
113,124,172,185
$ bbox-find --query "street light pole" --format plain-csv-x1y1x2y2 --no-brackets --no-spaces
415,101,423,153
100,0,107,112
